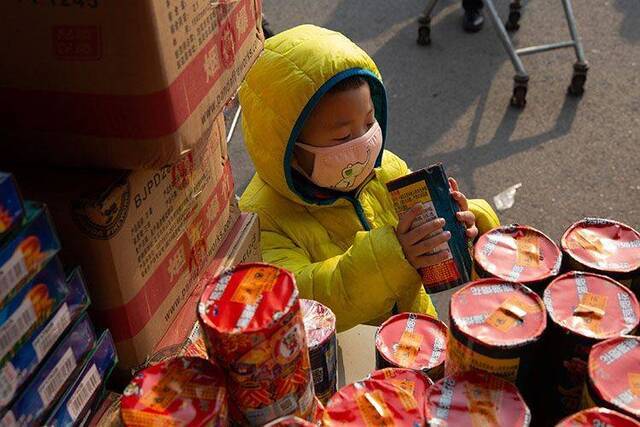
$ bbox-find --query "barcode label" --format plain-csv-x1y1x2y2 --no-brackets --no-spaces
0,298,37,360
34,303,71,361
67,364,101,421
0,362,18,405
0,251,28,302
39,348,78,406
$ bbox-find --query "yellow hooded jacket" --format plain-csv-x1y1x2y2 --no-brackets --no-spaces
239,25,499,331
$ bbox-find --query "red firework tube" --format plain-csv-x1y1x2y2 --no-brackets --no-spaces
474,224,562,294
425,371,531,426
585,336,640,420
543,271,640,419
323,371,430,426
446,279,546,394
375,312,447,381
197,263,315,425
300,299,337,404
556,408,640,427
120,357,227,427
561,218,640,286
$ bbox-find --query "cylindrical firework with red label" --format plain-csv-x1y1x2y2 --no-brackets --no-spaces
120,357,227,427
300,299,337,404
323,369,431,425
475,224,563,294
446,279,546,399
543,271,640,419
561,218,640,286
375,312,447,381
197,263,315,426
584,336,640,420
425,371,531,426
556,408,640,427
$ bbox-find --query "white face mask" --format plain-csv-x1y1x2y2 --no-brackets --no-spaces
294,121,383,192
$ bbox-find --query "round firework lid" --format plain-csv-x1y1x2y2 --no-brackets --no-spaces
300,299,336,348
369,367,434,390
323,378,425,425
425,371,530,427
375,313,447,371
588,336,640,418
475,225,562,283
450,279,546,347
198,263,298,333
555,408,640,427
544,272,639,339
562,218,640,274
264,416,315,426
121,357,226,427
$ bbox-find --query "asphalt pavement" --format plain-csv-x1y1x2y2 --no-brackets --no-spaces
229,0,640,241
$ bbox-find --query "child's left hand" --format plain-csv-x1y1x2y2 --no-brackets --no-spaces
449,177,478,241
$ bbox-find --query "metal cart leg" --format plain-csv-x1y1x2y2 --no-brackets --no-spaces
561,0,589,96
417,0,439,46
505,0,523,32
485,0,530,108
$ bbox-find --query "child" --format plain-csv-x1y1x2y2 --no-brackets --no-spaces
239,25,499,331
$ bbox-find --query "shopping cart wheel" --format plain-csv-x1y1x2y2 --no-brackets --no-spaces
505,11,521,32
505,3,522,32
511,86,527,108
567,63,588,96
417,25,431,46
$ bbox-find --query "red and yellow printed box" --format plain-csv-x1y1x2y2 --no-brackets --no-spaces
121,357,228,427
198,263,315,425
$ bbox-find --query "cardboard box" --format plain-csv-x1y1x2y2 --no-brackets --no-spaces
0,202,61,309
0,257,68,366
44,331,118,427
15,116,240,368
149,212,261,364
0,267,91,409
0,0,264,169
2,314,96,426
0,172,24,242
87,392,122,427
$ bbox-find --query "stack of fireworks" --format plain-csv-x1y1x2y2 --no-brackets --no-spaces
122,263,319,426
0,172,117,427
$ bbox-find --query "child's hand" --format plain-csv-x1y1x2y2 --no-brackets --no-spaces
396,205,451,269
449,177,478,241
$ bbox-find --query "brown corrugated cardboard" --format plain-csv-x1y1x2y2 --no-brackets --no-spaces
13,115,240,368
149,212,261,364
0,0,263,169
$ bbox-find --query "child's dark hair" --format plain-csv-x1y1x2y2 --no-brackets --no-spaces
329,75,368,93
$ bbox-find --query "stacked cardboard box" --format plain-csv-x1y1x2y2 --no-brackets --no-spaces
0,0,265,170
3,0,265,374
0,174,118,426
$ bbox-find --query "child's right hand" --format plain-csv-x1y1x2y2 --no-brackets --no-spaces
395,204,451,270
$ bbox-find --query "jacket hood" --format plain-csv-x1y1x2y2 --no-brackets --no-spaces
239,24,387,206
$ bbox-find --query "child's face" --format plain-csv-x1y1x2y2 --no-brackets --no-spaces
295,84,375,175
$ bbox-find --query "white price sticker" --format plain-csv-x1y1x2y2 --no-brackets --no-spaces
67,364,101,421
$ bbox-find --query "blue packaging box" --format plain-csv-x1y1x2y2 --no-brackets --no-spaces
386,163,474,293
0,267,91,409
0,203,61,309
43,331,117,427
0,257,68,366
1,314,96,427
0,173,24,243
